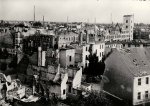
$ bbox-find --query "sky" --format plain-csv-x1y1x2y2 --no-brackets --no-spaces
0,0,150,23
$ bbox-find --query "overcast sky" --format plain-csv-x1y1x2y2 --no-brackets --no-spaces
0,0,150,23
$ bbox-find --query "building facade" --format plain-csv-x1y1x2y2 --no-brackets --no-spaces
123,15,134,41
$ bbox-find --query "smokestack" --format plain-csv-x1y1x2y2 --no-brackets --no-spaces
38,47,42,66
111,13,113,25
43,16,44,26
34,5,35,22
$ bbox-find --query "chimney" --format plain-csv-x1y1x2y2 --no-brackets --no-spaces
38,47,42,66
79,32,83,45
56,49,60,64
86,30,89,44
57,64,60,74
41,51,46,66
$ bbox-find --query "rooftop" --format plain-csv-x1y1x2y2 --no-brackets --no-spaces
123,15,133,17
105,47,150,77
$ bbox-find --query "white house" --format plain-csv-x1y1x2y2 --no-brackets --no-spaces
75,41,105,69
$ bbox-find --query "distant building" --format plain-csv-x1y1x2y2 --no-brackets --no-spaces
15,31,23,48
56,32,79,48
105,41,123,50
104,47,150,105
104,15,134,42
23,34,55,53
123,15,134,41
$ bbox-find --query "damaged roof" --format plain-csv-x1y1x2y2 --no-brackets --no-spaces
105,47,150,78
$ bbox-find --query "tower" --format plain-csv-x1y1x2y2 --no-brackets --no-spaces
123,15,134,41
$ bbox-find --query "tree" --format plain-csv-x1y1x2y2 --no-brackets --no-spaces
8,54,18,68
33,22,42,27
0,48,3,59
54,43,58,49
84,53,105,82
63,90,111,106
80,91,111,106
3,48,9,59
1,62,7,71
84,48,113,82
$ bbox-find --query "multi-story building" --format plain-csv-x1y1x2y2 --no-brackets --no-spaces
123,15,134,41
104,47,150,105
15,31,23,48
23,34,55,53
105,41,123,50
59,48,75,68
104,15,134,42
56,31,79,48
75,41,105,69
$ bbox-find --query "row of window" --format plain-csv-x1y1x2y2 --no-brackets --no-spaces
105,35,130,39
126,20,132,23
137,91,149,100
85,45,104,52
100,45,104,49
59,36,78,41
125,26,133,29
138,77,149,85
106,44,123,48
